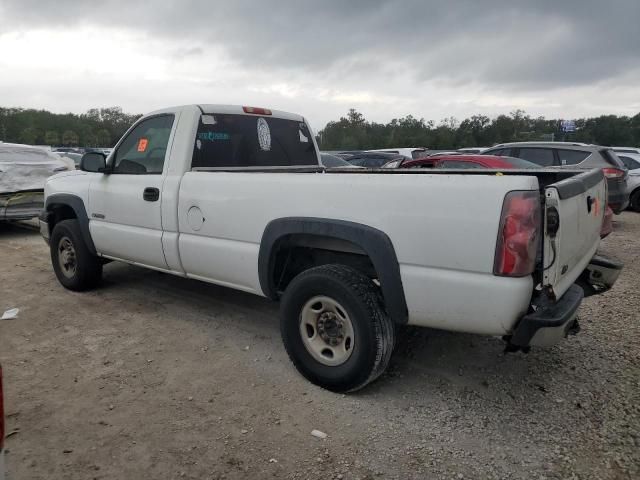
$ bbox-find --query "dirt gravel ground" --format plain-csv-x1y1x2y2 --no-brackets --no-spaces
1,214,638,480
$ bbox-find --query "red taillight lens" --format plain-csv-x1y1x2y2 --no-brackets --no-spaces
602,167,624,179
242,106,272,115
0,365,4,451
494,191,541,277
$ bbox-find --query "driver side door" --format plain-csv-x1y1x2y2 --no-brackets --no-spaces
88,114,175,269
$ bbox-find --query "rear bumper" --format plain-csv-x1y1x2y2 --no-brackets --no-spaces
511,284,584,347
510,253,622,348
607,182,629,214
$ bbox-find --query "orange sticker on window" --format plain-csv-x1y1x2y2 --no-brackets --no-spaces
137,138,148,152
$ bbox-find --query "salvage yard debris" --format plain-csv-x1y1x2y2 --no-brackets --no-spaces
1,308,19,320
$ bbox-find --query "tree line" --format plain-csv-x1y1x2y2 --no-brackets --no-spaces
1,105,639,150
0,107,142,147
318,109,640,150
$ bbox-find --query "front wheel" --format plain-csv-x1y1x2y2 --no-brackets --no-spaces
280,264,395,392
50,219,103,291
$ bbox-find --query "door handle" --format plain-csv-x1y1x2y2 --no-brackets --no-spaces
143,187,160,202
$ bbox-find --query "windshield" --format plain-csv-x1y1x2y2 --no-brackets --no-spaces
192,114,318,168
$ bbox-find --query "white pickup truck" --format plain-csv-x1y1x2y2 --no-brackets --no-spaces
39,104,622,392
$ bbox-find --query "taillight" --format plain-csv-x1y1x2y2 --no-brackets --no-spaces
0,365,4,451
602,167,625,179
242,106,272,115
494,191,541,277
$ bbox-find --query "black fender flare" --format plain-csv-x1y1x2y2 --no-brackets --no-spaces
44,194,97,255
259,217,408,324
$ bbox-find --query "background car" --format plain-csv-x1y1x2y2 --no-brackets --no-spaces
58,152,83,167
612,147,640,155
343,151,408,168
1,143,74,221
483,142,629,213
433,155,540,169
366,147,428,159
320,153,357,168
53,147,84,154
457,147,489,154
617,153,640,212
399,154,539,169
401,154,614,238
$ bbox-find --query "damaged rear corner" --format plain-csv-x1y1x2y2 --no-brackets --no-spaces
0,190,44,221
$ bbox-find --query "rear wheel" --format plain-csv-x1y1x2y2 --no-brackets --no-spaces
630,189,640,212
50,219,102,291
280,264,395,392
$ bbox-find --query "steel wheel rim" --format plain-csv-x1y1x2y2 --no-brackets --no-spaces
299,295,355,366
57,236,77,278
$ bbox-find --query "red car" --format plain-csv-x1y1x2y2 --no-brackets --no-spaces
401,154,614,238
402,154,540,169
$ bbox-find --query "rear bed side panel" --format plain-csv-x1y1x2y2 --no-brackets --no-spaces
401,266,533,334
177,172,540,335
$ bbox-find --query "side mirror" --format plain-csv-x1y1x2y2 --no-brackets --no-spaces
80,152,108,173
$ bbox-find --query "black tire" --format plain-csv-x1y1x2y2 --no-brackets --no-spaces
280,264,395,392
630,189,640,212
50,219,102,291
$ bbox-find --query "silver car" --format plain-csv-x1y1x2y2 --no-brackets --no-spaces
483,142,629,213
0,143,74,221
617,153,640,212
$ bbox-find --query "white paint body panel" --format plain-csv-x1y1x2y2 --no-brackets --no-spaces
176,171,540,334
42,104,599,338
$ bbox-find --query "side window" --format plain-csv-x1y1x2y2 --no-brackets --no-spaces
517,148,555,167
112,115,174,174
558,149,590,166
620,155,640,170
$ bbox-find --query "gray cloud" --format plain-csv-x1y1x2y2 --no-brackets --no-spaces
0,0,638,126
2,0,639,90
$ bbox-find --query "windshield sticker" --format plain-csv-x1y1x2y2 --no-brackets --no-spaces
299,129,309,143
257,117,271,151
201,115,217,125
198,132,231,141
137,138,148,152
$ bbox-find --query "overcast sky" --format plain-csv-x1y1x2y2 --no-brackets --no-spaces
1,0,639,131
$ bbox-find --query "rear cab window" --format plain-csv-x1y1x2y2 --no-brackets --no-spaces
192,114,318,169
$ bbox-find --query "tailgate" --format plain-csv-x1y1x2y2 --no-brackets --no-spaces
543,169,606,299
